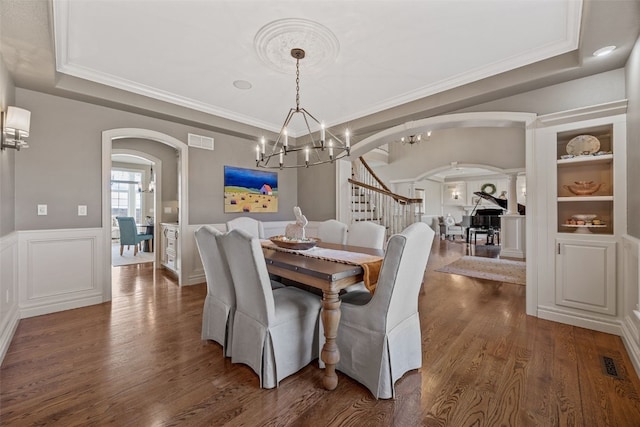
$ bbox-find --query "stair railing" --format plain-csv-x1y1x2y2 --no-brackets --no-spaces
349,157,424,237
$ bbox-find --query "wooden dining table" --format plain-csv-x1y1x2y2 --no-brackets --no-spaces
262,241,384,391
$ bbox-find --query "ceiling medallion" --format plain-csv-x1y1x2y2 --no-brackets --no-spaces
254,18,340,74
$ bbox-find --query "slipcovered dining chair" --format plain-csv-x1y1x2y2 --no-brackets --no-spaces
194,225,236,356
330,222,435,399
226,217,265,239
220,229,321,389
346,221,386,250
317,219,347,244
115,216,154,256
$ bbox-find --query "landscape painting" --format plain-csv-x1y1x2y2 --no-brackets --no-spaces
224,166,278,213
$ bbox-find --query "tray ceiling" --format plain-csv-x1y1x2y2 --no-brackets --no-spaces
52,0,582,136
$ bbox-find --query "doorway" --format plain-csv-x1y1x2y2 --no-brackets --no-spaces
110,151,162,267
102,128,189,302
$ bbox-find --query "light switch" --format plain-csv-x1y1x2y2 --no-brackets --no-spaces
37,204,47,215
78,205,87,216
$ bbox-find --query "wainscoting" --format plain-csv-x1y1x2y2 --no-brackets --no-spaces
18,228,105,318
0,228,105,364
3,224,639,378
622,234,640,376
0,232,19,363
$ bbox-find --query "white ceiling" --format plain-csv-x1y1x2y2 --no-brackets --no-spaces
52,0,582,136
2,0,639,142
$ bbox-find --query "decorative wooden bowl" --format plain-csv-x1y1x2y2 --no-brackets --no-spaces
269,236,319,250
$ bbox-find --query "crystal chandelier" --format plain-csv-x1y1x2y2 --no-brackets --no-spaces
255,48,350,169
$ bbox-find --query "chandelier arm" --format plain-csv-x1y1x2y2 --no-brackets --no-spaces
257,151,350,169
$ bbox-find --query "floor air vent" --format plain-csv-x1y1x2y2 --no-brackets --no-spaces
600,356,621,379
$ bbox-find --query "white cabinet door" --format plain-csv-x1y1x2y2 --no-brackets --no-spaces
555,238,616,315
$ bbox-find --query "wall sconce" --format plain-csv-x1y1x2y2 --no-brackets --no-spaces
1,107,31,151
452,190,459,200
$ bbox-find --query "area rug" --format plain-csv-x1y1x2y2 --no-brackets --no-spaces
112,243,154,267
436,256,526,285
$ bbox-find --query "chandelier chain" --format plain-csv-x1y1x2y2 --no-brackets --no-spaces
295,58,300,112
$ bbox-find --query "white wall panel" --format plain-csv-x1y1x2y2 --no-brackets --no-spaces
19,228,105,318
0,232,19,364
622,235,640,377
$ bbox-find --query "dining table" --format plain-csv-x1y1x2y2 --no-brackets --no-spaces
261,240,384,391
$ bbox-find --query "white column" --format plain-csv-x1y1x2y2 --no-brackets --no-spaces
507,174,518,214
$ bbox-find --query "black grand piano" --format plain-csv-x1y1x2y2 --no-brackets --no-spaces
462,191,526,244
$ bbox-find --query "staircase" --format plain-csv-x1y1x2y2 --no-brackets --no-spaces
349,157,424,237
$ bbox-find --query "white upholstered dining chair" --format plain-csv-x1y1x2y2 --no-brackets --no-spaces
347,221,386,249
317,219,348,244
331,222,435,399
226,217,265,239
194,225,235,356
220,228,322,389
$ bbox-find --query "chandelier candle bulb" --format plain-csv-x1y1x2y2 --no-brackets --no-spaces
321,123,325,145
345,130,350,148
329,140,334,158
256,145,260,161
279,149,284,165
283,128,288,150
261,137,266,154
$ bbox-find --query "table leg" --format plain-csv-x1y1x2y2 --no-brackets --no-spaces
321,289,341,390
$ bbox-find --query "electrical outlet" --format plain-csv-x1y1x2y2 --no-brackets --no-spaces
37,204,47,215
78,205,87,216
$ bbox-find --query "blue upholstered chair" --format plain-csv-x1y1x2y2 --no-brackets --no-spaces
116,216,153,256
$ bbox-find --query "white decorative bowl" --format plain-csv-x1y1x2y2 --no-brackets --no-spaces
571,214,597,221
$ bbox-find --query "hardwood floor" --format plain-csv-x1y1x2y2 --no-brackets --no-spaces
2,239,640,426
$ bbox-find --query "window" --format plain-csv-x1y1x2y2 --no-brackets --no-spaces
111,169,142,223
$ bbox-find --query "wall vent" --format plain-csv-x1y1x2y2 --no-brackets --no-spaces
188,133,214,151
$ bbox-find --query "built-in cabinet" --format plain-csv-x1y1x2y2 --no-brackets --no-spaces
537,108,626,324
160,223,179,275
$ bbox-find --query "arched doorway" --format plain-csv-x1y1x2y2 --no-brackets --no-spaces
101,128,189,301
110,149,163,267
344,111,537,315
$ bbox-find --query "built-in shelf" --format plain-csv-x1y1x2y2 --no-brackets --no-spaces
557,196,613,202
557,154,613,167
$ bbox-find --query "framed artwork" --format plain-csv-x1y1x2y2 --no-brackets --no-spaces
224,166,278,213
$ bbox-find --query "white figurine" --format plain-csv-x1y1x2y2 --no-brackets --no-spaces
293,206,308,239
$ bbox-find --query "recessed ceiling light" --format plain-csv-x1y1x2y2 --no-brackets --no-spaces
593,46,616,57
233,80,252,90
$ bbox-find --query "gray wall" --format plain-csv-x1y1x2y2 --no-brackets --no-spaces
297,162,336,221
14,88,297,230
378,127,525,182
627,36,640,239
0,55,16,237
459,69,627,115
296,69,628,217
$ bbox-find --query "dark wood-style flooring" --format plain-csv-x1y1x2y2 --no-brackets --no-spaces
2,238,640,426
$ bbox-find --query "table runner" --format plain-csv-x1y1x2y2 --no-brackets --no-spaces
261,240,383,292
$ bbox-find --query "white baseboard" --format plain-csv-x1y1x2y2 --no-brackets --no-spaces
622,314,640,378
0,307,19,365
537,305,622,336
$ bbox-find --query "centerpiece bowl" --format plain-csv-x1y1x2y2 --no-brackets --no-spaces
269,235,319,250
